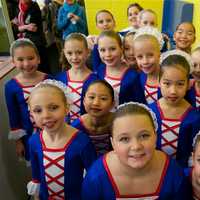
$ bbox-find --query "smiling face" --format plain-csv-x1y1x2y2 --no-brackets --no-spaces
84,82,114,117
96,11,115,32
174,23,195,52
139,11,157,27
98,36,122,68
124,34,137,67
12,46,40,76
191,50,200,81
160,65,188,106
64,39,88,69
134,37,160,74
128,6,140,28
29,87,67,134
111,114,156,169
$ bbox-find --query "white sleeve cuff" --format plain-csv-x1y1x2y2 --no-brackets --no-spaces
27,180,40,195
8,129,27,140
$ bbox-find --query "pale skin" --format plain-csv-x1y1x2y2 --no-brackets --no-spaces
107,114,166,195
12,46,45,158
29,87,78,200
64,39,91,81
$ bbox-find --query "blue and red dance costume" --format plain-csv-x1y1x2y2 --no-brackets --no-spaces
71,117,112,157
149,102,200,167
82,154,192,200
29,130,97,200
4,74,52,160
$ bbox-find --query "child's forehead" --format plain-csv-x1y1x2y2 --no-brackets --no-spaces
134,36,159,48
96,12,113,20
177,23,195,32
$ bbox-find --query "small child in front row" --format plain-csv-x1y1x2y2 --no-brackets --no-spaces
27,79,96,200
133,26,163,104
72,80,115,156
4,38,52,161
82,102,192,200
56,33,98,123
96,30,145,108
149,51,200,167
186,47,200,109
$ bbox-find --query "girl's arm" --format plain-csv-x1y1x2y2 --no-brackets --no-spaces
4,82,26,139
27,136,41,197
57,7,71,30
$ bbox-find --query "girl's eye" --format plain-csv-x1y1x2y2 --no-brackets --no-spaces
49,105,59,111
140,133,150,140
101,97,108,101
110,47,116,51
177,82,185,86
77,51,82,55
163,82,170,86
99,48,105,53
119,137,130,143
87,95,95,100
32,107,42,113
17,58,24,61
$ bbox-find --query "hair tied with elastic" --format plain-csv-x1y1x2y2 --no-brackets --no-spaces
133,26,164,50
117,102,158,131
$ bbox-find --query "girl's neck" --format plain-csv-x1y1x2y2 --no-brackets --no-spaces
178,47,191,54
44,123,68,141
147,66,160,80
87,113,112,127
69,66,91,80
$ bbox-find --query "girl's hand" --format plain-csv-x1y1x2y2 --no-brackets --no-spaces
70,13,80,21
87,35,97,50
16,139,25,158
26,23,38,32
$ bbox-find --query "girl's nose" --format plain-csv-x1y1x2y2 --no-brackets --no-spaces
130,138,142,151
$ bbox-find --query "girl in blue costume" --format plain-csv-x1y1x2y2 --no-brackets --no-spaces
72,80,115,156
56,33,98,123
27,79,96,200
57,0,87,39
186,47,200,109
4,38,52,161
95,30,145,109
149,50,200,168
82,102,192,200
133,26,163,105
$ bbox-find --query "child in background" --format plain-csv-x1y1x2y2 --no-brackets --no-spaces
119,3,143,36
72,80,114,156
82,102,192,200
133,26,163,104
87,9,116,50
56,33,98,122
27,79,96,199
4,38,52,161
123,31,138,70
149,50,200,167
96,30,145,109
185,47,200,109
57,0,87,40
173,22,196,54
137,9,170,52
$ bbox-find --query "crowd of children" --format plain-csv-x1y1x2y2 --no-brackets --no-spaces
4,1,200,199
